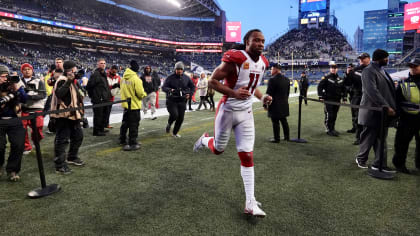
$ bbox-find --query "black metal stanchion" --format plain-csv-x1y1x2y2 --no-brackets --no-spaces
367,106,394,180
28,115,61,198
291,95,307,143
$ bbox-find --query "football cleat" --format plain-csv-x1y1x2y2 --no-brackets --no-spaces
244,199,266,218
193,132,209,152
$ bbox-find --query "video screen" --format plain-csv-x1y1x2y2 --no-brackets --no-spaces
300,0,327,12
404,1,420,31
225,22,241,42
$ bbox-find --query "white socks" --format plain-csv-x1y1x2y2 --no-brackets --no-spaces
240,166,255,202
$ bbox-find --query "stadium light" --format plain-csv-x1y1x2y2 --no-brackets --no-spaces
167,0,181,8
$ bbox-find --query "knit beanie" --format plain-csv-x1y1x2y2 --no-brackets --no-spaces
130,60,139,72
63,60,77,70
174,61,184,71
372,49,389,61
20,63,33,72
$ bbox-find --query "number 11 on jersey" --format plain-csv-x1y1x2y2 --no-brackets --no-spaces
247,73,260,94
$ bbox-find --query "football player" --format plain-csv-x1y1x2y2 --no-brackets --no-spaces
193,29,272,217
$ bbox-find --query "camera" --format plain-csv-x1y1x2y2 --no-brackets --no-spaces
75,69,85,80
0,92,18,105
168,88,185,98
0,75,21,105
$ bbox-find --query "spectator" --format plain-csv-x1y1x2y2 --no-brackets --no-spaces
355,49,397,172
196,72,209,110
87,58,111,136
299,71,309,105
20,63,47,155
140,65,159,120
105,65,121,128
266,64,290,143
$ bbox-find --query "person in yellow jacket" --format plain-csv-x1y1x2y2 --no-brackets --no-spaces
119,60,147,151
293,79,299,93
392,57,420,173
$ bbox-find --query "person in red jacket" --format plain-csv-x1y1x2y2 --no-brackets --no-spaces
187,74,199,110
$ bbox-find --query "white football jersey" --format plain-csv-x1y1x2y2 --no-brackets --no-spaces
221,49,269,111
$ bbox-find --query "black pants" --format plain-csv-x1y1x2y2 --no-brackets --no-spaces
393,114,420,168
197,96,209,110
356,125,389,167
0,119,25,174
187,95,193,110
167,99,186,135
271,117,290,141
351,96,362,141
92,104,109,134
324,103,340,131
104,104,113,127
208,95,215,110
300,89,308,105
119,109,141,145
54,118,83,168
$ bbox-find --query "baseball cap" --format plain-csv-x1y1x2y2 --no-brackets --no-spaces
329,61,337,68
407,57,420,67
358,52,370,59
272,63,282,69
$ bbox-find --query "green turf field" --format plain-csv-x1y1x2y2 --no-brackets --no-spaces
1,87,419,235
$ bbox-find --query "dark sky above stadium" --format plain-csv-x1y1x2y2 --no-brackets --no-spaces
217,0,419,45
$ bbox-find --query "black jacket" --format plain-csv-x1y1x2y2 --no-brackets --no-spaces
162,73,195,102
55,79,84,107
344,65,365,98
318,73,346,101
299,75,309,92
141,69,160,94
266,73,290,118
86,68,111,103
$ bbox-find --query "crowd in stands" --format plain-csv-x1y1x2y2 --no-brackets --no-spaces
267,27,353,62
0,39,222,77
0,0,222,42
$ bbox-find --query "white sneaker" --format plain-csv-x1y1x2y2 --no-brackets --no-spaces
173,134,181,138
193,132,209,152
23,149,32,155
244,199,266,217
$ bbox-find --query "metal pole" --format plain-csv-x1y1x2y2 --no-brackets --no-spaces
28,113,61,198
291,95,307,143
31,117,46,188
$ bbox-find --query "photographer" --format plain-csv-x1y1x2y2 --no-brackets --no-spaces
50,61,85,174
162,62,195,138
20,63,47,155
0,65,27,181
46,68,63,133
